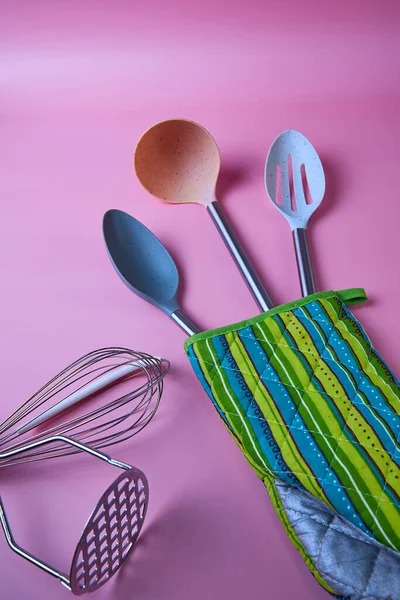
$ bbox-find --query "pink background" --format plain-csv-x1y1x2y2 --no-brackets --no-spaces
1,1,400,598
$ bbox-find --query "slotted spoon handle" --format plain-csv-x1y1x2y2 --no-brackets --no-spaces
293,228,317,297
207,200,274,312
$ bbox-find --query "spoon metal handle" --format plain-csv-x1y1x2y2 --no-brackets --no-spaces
207,201,274,312
170,309,200,336
292,228,317,297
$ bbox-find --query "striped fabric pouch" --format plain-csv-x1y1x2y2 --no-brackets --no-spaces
185,289,400,599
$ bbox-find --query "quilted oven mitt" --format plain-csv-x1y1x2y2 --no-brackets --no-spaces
185,289,400,599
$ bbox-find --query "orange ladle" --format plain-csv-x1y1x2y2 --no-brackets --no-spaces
134,119,274,312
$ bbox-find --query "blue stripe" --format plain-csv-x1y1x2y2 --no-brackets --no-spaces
211,334,302,488
187,345,232,430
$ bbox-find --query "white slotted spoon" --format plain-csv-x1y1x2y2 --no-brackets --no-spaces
265,130,326,297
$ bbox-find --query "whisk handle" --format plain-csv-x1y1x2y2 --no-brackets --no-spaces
17,359,160,436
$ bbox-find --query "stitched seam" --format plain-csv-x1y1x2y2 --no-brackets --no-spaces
193,353,400,421
192,356,399,463
277,503,397,598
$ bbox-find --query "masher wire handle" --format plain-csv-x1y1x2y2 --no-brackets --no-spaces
0,435,134,591
0,435,131,470
0,497,71,588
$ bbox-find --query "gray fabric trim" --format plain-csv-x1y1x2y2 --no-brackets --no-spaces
275,480,399,600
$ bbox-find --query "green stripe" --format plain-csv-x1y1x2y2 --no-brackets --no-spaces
191,337,219,389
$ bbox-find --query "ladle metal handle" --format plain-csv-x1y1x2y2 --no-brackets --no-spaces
292,228,317,297
207,201,274,312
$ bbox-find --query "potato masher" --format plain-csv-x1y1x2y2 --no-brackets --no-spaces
0,435,148,594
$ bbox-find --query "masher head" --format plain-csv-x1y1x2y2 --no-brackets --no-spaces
70,467,148,594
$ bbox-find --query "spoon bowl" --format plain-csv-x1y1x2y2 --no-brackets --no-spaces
134,119,220,206
103,209,199,335
265,130,325,229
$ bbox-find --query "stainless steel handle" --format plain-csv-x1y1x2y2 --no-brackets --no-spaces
207,201,274,312
0,498,71,589
292,228,316,297
170,309,200,336
0,435,132,470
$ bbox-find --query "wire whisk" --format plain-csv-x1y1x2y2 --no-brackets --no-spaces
0,347,169,468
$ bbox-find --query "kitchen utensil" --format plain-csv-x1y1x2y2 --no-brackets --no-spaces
265,129,325,296
103,209,200,336
0,435,148,594
0,348,169,468
18,357,160,435
134,118,274,312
